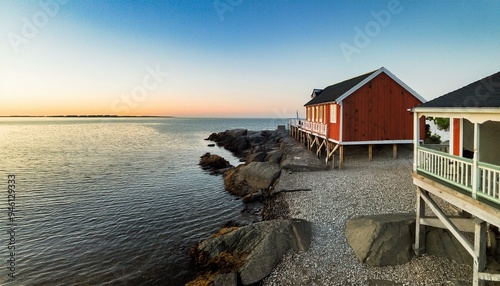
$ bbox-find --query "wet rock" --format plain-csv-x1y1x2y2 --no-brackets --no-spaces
205,132,219,141
199,153,233,174
205,129,249,157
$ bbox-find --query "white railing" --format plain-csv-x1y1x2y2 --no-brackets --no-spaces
417,147,473,191
289,118,303,128
301,120,327,136
479,162,500,204
417,147,500,206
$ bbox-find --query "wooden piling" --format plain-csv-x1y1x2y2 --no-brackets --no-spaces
339,145,344,169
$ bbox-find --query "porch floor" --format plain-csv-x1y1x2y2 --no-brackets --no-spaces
413,172,500,227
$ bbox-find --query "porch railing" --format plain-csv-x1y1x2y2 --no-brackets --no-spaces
302,121,327,136
289,118,303,128
478,162,500,204
416,146,500,206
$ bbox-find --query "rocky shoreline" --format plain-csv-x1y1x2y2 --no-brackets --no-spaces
187,128,326,285
198,128,327,221
189,129,500,285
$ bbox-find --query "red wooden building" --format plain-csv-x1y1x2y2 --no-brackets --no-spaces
290,67,426,167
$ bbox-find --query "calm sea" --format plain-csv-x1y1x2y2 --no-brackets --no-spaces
0,117,288,286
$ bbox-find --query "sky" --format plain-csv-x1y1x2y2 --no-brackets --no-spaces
1,0,499,118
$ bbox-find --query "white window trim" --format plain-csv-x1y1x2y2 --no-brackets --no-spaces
330,104,337,124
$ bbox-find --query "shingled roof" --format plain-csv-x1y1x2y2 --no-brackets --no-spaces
305,70,377,106
418,71,500,108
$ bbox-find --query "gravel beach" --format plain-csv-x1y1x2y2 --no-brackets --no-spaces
262,145,473,286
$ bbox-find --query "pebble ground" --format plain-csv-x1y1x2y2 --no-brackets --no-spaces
262,146,473,286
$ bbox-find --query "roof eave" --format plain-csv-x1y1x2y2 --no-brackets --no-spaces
304,100,336,107
412,106,500,114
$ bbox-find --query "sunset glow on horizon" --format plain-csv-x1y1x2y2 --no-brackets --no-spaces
1,1,499,117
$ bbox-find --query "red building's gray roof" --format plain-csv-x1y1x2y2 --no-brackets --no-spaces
304,70,376,106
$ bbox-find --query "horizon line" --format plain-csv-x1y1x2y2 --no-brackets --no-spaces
0,115,175,118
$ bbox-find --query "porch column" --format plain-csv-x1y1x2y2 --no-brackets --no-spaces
413,111,419,172
449,117,454,155
472,122,480,199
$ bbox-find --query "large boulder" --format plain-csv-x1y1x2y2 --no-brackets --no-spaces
190,219,311,285
426,228,472,265
345,213,415,266
224,162,281,197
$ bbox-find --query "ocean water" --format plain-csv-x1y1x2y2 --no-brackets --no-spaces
0,117,288,286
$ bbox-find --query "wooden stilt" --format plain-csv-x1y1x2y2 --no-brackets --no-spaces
328,143,340,169
413,175,500,284
339,145,344,169
473,219,487,286
419,189,475,257
393,144,398,159
414,187,426,256
325,141,330,165
309,135,316,150
316,138,325,157
332,153,335,169
368,144,373,161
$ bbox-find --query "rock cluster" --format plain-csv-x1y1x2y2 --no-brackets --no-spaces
205,128,327,171
205,128,327,199
201,129,328,208
187,128,325,285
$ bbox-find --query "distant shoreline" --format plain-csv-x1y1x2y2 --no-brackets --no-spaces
0,115,175,118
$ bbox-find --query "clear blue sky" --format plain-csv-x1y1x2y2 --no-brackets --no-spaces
1,0,499,117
